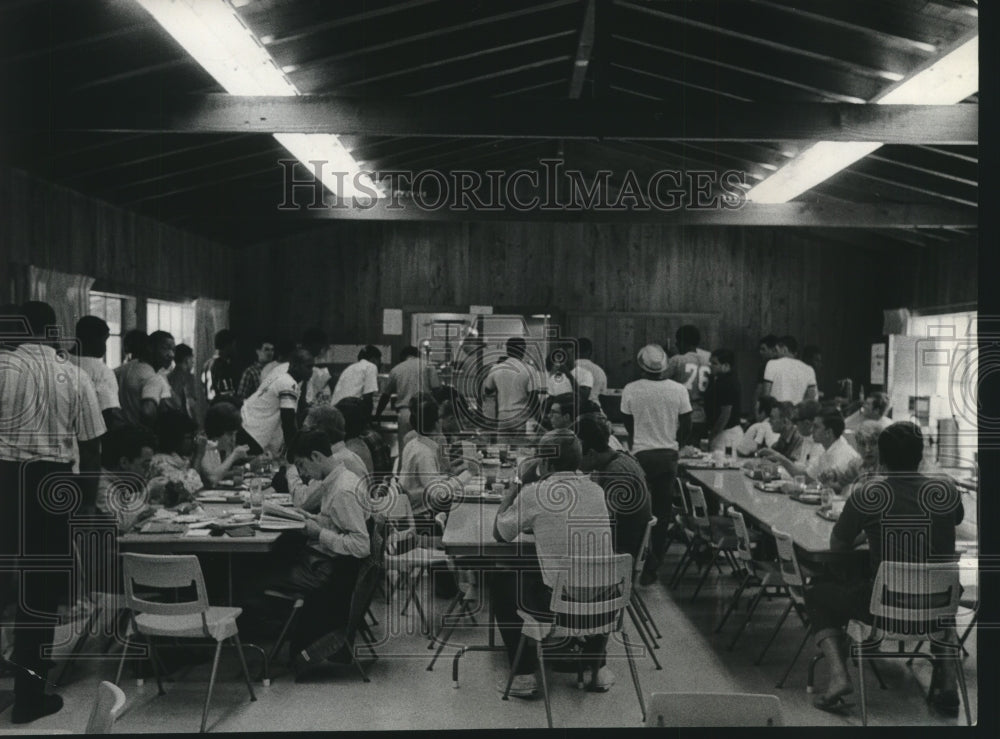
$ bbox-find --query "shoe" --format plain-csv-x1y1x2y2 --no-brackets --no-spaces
497,673,539,698
11,694,63,724
589,666,616,692
812,693,853,715
930,689,960,718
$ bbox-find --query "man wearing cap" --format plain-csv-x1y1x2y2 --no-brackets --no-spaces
620,344,692,585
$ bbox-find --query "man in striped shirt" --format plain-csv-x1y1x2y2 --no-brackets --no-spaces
0,302,106,724
237,337,275,401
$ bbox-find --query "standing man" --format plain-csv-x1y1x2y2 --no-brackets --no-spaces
301,327,332,407
375,345,441,440
239,348,314,458
0,302,106,724
166,344,198,420
620,344,691,585
665,325,711,443
482,336,543,433
331,345,382,417
71,315,122,428
762,335,817,403
575,337,608,399
704,348,743,453
754,334,780,408
201,329,239,405
114,329,148,385
118,330,174,428
237,337,276,401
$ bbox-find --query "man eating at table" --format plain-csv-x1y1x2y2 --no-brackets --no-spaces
492,429,615,697
757,411,861,493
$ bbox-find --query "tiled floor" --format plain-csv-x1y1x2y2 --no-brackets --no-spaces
0,552,977,732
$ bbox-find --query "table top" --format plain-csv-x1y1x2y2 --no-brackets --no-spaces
441,500,535,558
118,503,285,554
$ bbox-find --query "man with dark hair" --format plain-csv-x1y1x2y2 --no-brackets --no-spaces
397,394,458,522
736,395,780,456
285,404,369,512
705,348,743,452
762,334,817,403
97,424,157,527
578,415,652,561
300,327,332,406
666,325,711,442
72,315,122,427
166,343,197,420
115,329,148,384
239,348,313,458
200,328,239,404
238,337,276,400
804,422,964,715
375,344,441,441
119,329,173,427
483,336,544,432
198,403,250,487
844,391,892,433
792,400,824,465
575,337,608,398
492,429,615,696
759,410,861,493
331,344,381,415
755,334,780,406
0,301,105,723
621,344,691,585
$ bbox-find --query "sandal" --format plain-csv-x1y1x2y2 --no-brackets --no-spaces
813,694,854,714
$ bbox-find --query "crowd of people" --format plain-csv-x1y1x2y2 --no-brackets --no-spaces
0,303,966,722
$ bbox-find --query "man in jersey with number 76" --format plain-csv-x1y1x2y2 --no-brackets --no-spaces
665,325,711,444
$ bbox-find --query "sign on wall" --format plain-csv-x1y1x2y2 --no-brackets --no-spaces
871,342,887,386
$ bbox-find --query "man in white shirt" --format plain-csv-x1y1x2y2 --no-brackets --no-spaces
238,348,314,458
398,394,464,522
302,327,332,406
483,336,543,432
791,400,825,465
665,325,711,443
762,335,817,403
118,330,174,428
285,405,369,512
72,315,121,427
844,391,892,433
331,345,381,415
735,396,781,456
375,345,440,441
620,344,692,585
759,411,862,493
575,338,608,398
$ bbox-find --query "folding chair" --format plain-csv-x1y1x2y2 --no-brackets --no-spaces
626,516,662,669
764,530,815,687
114,554,256,733
426,511,480,671
644,691,784,727
84,681,126,734
847,560,972,726
671,483,741,600
501,553,645,728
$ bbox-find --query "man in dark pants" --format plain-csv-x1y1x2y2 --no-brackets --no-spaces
0,302,105,724
619,344,691,586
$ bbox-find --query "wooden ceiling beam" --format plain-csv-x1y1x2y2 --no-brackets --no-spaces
568,0,596,99
21,96,977,143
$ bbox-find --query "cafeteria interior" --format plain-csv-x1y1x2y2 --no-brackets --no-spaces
0,0,991,734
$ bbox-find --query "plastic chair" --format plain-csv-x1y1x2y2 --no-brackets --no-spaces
847,560,971,726
644,691,784,727
626,516,662,670
713,510,783,651
501,553,645,728
113,553,256,733
670,483,741,600
426,510,481,671
764,530,814,687
85,680,126,734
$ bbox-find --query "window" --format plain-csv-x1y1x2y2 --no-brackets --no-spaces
146,298,195,351
88,291,128,368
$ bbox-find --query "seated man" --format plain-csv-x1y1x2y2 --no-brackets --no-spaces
735,396,779,457
198,402,250,487
758,411,861,493
492,429,616,697
398,394,464,530
791,400,824,465
577,415,653,562
766,401,803,460
805,422,964,716
286,405,369,512
844,391,892,434
97,425,158,530
243,430,370,668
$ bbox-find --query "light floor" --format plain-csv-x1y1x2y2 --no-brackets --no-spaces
0,550,978,732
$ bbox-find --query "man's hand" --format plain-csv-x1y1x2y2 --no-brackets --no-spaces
756,448,779,459
303,516,322,541
194,432,208,455
232,444,251,463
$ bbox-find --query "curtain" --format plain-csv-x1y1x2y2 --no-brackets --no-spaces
28,266,95,346
193,298,230,423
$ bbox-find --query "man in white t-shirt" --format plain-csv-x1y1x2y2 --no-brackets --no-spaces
72,315,121,427
762,335,817,403
331,345,381,415
302,327,332,406
575,337,608,398
844,391,892,433
759,411,862,493
118,330,174,428
238,348,314,457
483,337,544,432
374,345,440,440
620,344,692,585
665,325,711,443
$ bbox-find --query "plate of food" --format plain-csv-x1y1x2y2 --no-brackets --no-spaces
791,492,822,505
754,481,786,494
816,508,840,522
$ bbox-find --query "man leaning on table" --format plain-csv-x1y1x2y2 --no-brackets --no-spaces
492,429,616,697
757,410,861,493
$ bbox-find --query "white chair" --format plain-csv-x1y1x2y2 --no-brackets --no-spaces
671,483,741,600
763,529,814,687
644,692,784,727
847,560,971,726
114,554,256,733
85,681,126,734
626,516,662,670
426,510,480,671
501,553,645,728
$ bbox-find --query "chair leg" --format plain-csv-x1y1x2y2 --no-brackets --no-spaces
622,627,646,724
627,595,658,649
114,634,132,686
633,591,661,640
232,635,258,702
366,607,378,627
350,650,371,683
627,605,662,670
776,628,811,689
200,640,224,733
715,573,750,633
427,593,462,649
806,652,825,693
668,544,693,589
266,604,301,665
427,610,463,671
536,641,553,729
906,640,925,666
727,585,766,651
145,635,166,696
867,657,887,690
857,650,868,727
756,600,793,665
690,549,719,602
502,634,528,700
954,650,972,726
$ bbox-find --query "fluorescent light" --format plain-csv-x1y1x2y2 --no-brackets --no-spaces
748,36,977,204
760,163,778,171
135,0,381,200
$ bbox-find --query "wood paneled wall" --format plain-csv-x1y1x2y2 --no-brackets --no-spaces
0,166,234,306
233,221,977,411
